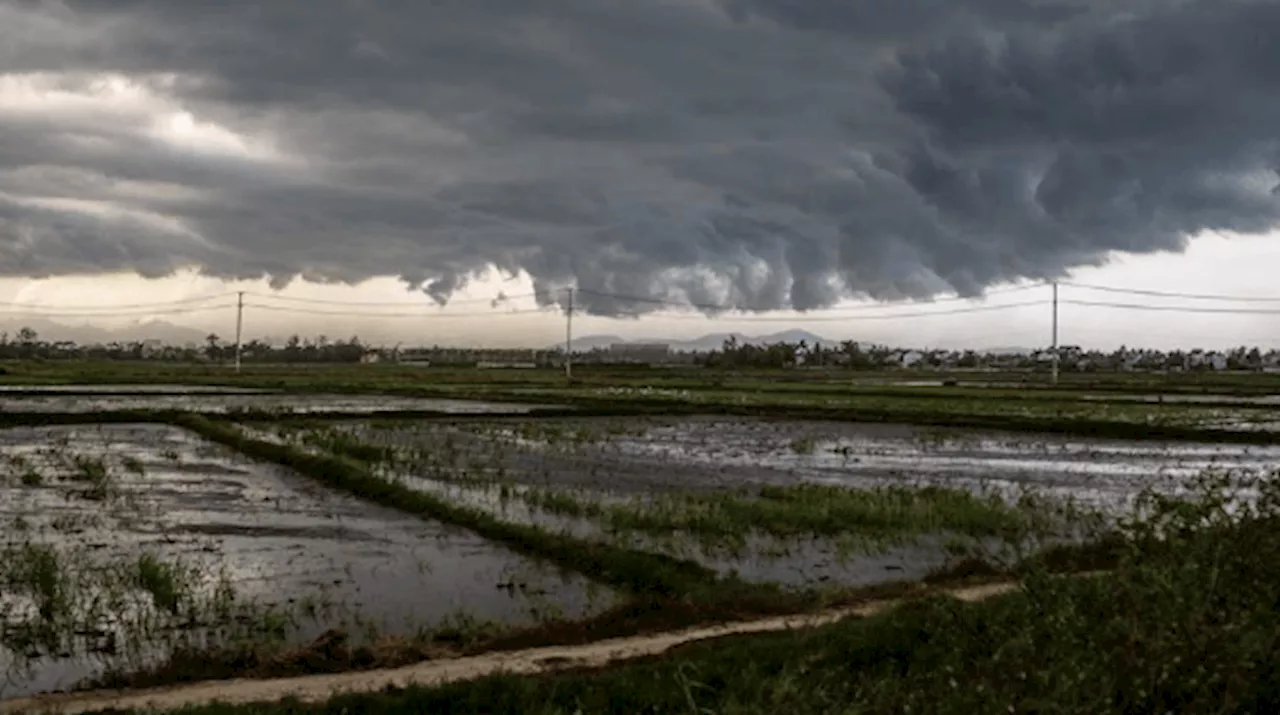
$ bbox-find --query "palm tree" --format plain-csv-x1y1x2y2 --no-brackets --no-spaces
205,333,221,361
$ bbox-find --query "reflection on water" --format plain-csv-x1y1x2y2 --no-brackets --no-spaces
0,424,611,698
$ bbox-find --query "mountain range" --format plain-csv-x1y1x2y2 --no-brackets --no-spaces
0,318,211,346
0,316,1037,355
567,330,834,352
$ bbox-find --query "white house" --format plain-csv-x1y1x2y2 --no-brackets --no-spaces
1188,352,1228,371
900,350,924,368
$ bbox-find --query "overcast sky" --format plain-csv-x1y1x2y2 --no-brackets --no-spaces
2,0,1279,350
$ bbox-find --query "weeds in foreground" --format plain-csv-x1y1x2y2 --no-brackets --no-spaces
0,538,296,689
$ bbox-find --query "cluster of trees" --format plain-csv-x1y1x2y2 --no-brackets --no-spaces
5,325,1280,373
703,338,886,369
0,328,371,363
702,339,1280,373
234,335,368,363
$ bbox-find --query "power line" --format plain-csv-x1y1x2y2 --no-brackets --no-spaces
0,303,238,318
659,300,1053,322
4,283,1279,324
575,282,1045,314
244,290,539,307
0,292,236,312
1060,281,1280,303
1063,299,1280,316
243,303,553,319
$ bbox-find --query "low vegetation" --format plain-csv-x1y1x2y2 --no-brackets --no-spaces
144,472,1280,714
176,415,727,600
267,420,1089,576
2,370,1273,709
523,483,1050,554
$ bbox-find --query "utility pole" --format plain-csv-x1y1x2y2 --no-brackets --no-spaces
564,287,574,381
234,291,244,374
1051,281,1059,386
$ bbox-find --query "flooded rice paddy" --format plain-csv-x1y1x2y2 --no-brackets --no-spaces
4,398,1273,698
327,417,1280,509
0,385,273,395
256,416,1278,590
0,392,556,415
0,424,609,698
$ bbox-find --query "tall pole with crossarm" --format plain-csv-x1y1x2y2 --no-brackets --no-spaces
564,287,574,381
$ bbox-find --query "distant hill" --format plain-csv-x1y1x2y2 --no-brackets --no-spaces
0,318,211,346
564,330,836,353
562,334,630,351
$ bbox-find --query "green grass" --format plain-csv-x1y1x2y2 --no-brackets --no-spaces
0,393,1259,706
132,553,190,615
4,360,1280,444
524,483,1050,555
66,454,114,501
174,415,727,601
4,543,69,625
278,420,1078,562
139,474,1280,715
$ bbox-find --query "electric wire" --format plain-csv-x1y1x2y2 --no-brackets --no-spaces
1059,281,1280,303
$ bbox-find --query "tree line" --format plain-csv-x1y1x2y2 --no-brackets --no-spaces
0,329,370,363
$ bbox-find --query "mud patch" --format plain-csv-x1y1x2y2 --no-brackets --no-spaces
0,424,613,699
327,417,1279,511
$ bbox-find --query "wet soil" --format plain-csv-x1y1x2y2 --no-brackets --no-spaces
288,416,1278,590
339,417,1280,509
0,581,1023,715
0,424,611,698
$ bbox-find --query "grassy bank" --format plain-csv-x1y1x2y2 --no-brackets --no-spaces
141,474,1280,714
9,359,1280,393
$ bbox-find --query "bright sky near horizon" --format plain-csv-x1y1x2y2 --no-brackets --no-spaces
2,1,1279,350
3,228,1278,350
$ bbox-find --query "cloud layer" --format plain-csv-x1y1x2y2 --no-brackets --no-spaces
1,0,1277,314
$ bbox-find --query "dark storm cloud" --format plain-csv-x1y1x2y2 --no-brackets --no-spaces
0,0,1277,314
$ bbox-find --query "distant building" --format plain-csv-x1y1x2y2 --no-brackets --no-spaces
899,350,924,368
608,343,671,364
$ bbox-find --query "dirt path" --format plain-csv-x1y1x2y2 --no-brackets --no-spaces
2,581,1017,715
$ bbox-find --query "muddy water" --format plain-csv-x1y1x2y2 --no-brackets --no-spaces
381,472,954,591
0,425,611,697
0,394,557,415
305,417,1280,589
344,417,1280,511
